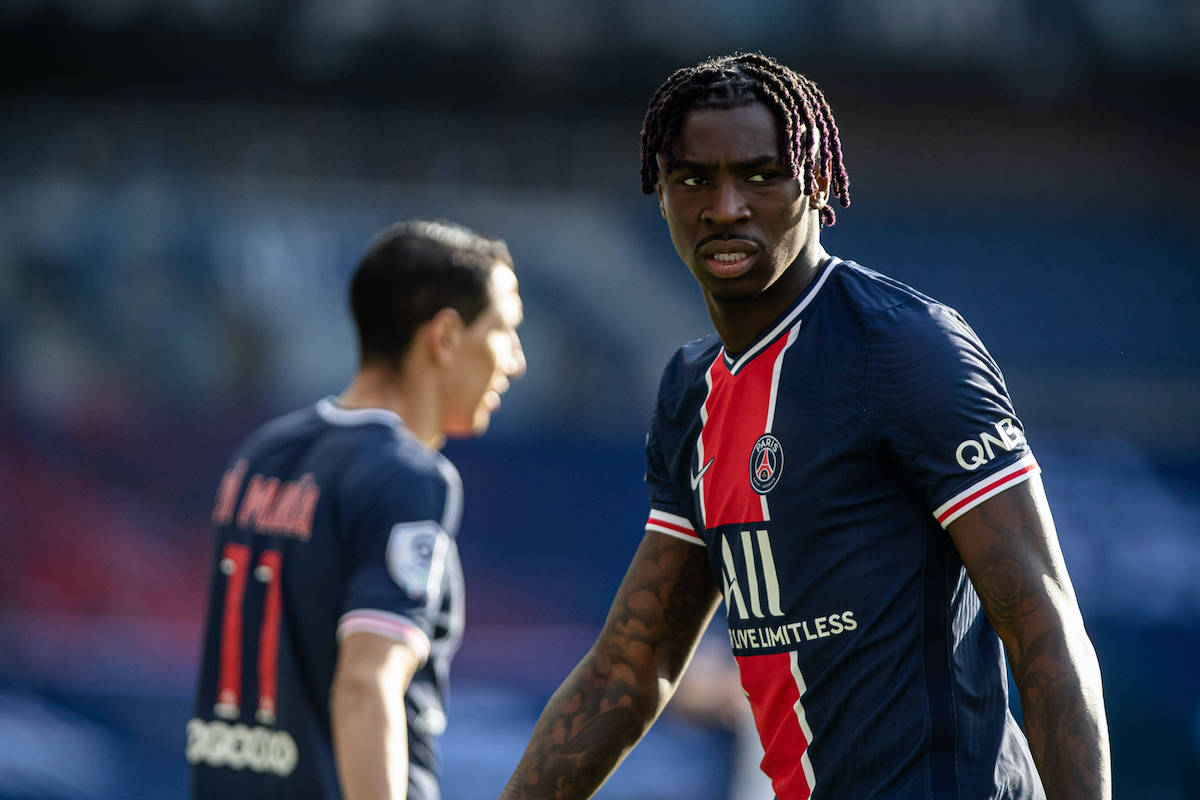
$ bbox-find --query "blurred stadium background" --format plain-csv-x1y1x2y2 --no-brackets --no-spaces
1,1,1198,797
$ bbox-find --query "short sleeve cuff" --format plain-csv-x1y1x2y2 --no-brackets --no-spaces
933,454,1040,528
646,508,704,546
337,609,432,665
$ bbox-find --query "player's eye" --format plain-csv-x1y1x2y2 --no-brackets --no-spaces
747,172,774,183
679,175,706,187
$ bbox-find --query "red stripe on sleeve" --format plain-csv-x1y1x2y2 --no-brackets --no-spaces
646,515,696,536
936,463,1038,525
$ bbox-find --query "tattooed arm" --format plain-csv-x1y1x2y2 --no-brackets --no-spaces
500,530,722,799
948,475,1111,800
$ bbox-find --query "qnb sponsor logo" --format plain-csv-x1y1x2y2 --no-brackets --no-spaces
721,530,783,620
954,418,1026,471
186,718,299,776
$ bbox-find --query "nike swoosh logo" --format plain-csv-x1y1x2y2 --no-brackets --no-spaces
690,457,715,489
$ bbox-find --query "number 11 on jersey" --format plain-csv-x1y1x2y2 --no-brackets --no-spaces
214,543,283,724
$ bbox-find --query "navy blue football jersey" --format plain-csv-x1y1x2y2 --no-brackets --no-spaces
188,398,464,800
645,259,1045,800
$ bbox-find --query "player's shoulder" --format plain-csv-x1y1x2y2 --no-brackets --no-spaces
368,438,460,500
671,332,725,377
830,258,973,345
232,403,326,463
654,333,723,418
243,398,447,484
314,399,461,523
829,258,943,320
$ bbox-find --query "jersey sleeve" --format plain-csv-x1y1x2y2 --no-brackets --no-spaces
336,455,463,665
644,351,705,546
864,301,1039,529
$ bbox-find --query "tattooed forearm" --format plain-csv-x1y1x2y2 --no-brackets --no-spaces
500,533,720,800
1012,627,1103,796
952,480,1111,799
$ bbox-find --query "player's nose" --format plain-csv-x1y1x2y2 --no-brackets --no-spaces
702,179,750,227
505,332,526,379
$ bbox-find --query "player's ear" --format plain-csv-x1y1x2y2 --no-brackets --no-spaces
423,307,464,366
809,168,831,210
655,156,668,219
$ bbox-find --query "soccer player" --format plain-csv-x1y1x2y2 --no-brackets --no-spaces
188,219,526,800
501,54,1110,799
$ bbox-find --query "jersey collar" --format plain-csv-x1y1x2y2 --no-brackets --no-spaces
721,256,841,375
316,396,403,429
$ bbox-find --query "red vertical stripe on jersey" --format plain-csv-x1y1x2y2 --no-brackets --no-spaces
705,332,812,796
737,652,813,799
215,542,251,719
256,549,284,724
700,335,792,528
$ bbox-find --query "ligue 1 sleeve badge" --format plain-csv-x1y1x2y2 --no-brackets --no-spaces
749,434,784,494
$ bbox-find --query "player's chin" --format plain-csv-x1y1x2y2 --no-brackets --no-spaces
705,276,772,301
694,262,771,298
453,411,493,438
441,411,489,440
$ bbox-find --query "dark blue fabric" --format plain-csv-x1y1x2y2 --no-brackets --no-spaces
190,403,461,800
645,259,1044,798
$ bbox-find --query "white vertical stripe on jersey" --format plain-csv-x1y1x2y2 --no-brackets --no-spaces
761,322,803,522
757,529,783,616
696,356,718,530
436,543,466,661
790,649,818,795
740,530,764,618
727,258,839,375
437,457,464,536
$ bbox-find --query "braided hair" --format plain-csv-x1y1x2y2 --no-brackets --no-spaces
640,52,851,227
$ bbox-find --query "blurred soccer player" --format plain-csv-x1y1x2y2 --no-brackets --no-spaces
502,53,1109,799
188,219,525,800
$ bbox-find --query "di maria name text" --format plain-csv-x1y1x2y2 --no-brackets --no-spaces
211,459,321,541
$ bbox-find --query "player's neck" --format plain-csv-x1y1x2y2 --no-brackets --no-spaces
337,365,443,449
706,243,829,356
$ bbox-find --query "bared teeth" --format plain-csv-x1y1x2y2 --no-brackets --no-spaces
711,252,750,262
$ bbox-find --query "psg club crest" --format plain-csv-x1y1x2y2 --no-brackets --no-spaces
749,434,784,494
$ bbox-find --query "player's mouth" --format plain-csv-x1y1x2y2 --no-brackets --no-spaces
698,240,759,279
485,379,509,411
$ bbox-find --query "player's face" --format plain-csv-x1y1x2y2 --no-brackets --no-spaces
656,100,812,302
442,263,525,437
